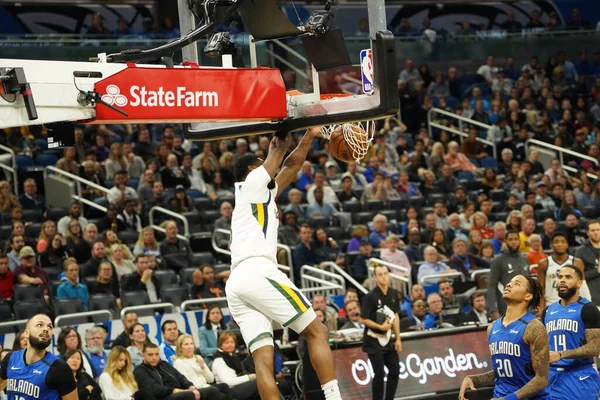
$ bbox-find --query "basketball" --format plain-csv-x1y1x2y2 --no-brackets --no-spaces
329,125,359,162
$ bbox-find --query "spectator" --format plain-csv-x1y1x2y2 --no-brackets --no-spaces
337,175,359,203
459,202,475,231
12,329,28,350
278,211,300,247
500,11,522,31
490,222,507,254
113,312,138,349
461,128,488,160
63,349,102,400
404,227,424,263
556,190,583,221
312,228,341,265
122,142,146,180
87,13,109,35
361,172,388,204
426,73,450,98
213,202,233,250
519,217,536,252
534,181,556,212
36,220,57,253
161,154,191,190
351,238,372,283
341,161,368,190
380,235,411,276
57,327,95,376
80,161,106,200
173,334,231,399
13,246,49,296
526,233,547,269
85,326,108,378
468,229,483,255
99,346,155,400
133,128,155,161
81,241,108,278
398,59,422,91
400,299,427,331
122,255,160,303
7,234,24,271
0,253,13,301
160,221,192,272
423,293,444,328
138,169,157,203
211,332,260,400
198,305,227,362
291,224,316,281
399,284,425,318
168,185,194,214
181,154,208,194
430,229,451,259
418,246,453,284
37,233,68,269
470,212,494,239
306,171,338,206
57,260,89,310
107,171,139,207
422,213,437,244
91,261,121,307
444,141,478,173
339,300,363,329
143,181,169,215
476,55,498,84
110,243,136,279
66,221,91,264
446,213,469,244
438,280,468,309
369,214,392,248
19,178,46,212
465,293,491,324
433,201,449,230
56,147,79,175
159,320,179,365
447,238,490,286
487,230,530,319
134,342,201,400
127,323,150,368
57,202,88,236
133,227,161,260
564,213,586,247
191,265,227,302
106,143,129,180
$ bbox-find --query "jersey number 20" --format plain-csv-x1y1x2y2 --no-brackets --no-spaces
553,334,567,351
495,359,514,378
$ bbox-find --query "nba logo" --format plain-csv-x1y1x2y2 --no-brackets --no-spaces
360,49,374,95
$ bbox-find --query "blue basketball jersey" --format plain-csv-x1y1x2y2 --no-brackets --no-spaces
5,349,62,400
489,312,549,399
544,297,593,369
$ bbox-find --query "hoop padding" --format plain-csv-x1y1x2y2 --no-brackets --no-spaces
321,121,374,162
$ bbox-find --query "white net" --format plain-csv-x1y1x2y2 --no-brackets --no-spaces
320,121,375,162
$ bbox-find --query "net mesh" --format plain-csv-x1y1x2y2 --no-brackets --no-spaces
320,121,374,162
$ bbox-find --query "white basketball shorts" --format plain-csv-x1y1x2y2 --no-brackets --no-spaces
226,257,316,353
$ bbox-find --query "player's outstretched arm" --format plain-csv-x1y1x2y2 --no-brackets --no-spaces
262,134,292,179
517,319,549,399
275,127,321,197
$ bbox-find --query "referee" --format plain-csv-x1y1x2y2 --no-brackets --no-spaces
0,313,77,399
359,265,402,400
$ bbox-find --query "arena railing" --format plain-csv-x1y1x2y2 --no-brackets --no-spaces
0,144,18,196
212,228,294,283
427,107,497,159
367,258,411,295
0,318,28,334
55,310,114,328
525,138,599,180
471,269,491,281
120,302,177,319
319,261,368,295
300,265,346,299
181,297,228,312
44,165,109,212
149,205,190,240
419,271,465,285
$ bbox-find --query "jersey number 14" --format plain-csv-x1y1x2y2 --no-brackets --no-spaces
495,359,514,378
553,334,567,351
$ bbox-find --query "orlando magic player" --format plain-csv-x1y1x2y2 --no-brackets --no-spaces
460,275,549,400
537,233,591,310
0,314,77,399
542,265,600,400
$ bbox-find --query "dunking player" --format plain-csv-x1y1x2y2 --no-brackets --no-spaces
459,275,549,400
226,129,342,400
537,232,591,310
0,314,77,399
542,265,600,399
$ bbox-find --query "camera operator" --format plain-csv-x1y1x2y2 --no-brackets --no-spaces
359,265,402,400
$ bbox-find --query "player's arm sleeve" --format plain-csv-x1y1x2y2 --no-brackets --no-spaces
46,360,77,396
0,351,10,380
243,166,272,202
581,303,600,329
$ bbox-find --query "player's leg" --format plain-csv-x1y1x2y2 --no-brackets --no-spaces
251,345,279,400
299,319,337,383
383,349,400,400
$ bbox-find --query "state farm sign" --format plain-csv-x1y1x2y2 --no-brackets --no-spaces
93,66,287,124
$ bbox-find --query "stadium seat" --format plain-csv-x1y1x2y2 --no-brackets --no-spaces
342,200,362,213
0,226,12,240
0,301,12,322
13,284,44,302
214,263,230,275
127,179,139,189
14,300,49,320
353,211,375,225
458,171,474,181
191,252,215,267
35,154,58,167
325,226,345,242
54,298,84,316
34,138,48,151
122,291,151,308
83,276,98,293
49,280,62,300
480,157,498,169
179,267,197,286
44,267,62,282
118,230,139,247
194,198,215,211
182,211,201,229
186,190,204,199
380,209,398,222
345,251,362,269
199,210,220,231
535,209,554,222
153,269,178,288
583,206,596,219
88,293,120,319
429,193,445,205
22,209,43,223
309,216,329,229
15,155,35,170
408,196,425,209
490,189,507,202
46,208,69,222
161,286,189,308
25,222,42,238
364,199,384,212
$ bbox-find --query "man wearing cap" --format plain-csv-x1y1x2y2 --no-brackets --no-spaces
535,181,557,212
13,246,49,296
324,161,341,189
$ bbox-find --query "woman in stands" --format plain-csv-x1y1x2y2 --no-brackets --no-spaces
109,243,135,279
396,171,421,197
38,232,69,268
429,142,446,174
64,348,102,400
430,229,451,259
444,141,478,173
198,306,227,362
574,181,593,207
133,227,161,259
65,220,90,264
556,190,583,220
99,346,155,400
173,334,232,399
402,219,420,244
103,229,133,260
459,202,475,231
211,332,261,400
347,224,369,252
399,208,419,236
467,230,483,256
105,143,128,181
0,181,19,213
169,185,194,213
210,172,234,199
91,261,121,308
470,212,494,239
312,227,340,264
36,220,57,253
506,210,524,232
218,151,235,188
200,157,216,186
56,146,80,175
479,241,496,263
57,326,95,376
12,330,28,350
420,170,437,198
481,168,503,191
155,143,171,168
127,323,150,368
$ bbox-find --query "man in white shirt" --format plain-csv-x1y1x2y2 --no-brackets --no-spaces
306,171,339,206
340,161,368,190
476,55,498,84
107,170,139,207
57,202,89,235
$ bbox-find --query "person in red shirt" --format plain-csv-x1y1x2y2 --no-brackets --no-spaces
470,211,494,239
0,253,13,301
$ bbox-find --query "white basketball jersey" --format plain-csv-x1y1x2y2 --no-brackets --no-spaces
545,255,575,305
230,166,279,268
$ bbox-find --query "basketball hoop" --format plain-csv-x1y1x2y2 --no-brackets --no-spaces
320,120,374,162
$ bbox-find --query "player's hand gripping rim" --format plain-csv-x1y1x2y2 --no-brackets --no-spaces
458,376,476,400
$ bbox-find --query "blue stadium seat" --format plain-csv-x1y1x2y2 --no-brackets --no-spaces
34,138,48,152
186,189,204,199
480,157,498,169
15,155,34,169
35,154,58,167
458,171,474,181
127,179,139,189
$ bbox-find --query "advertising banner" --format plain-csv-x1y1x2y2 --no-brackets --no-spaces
334,328,491,399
